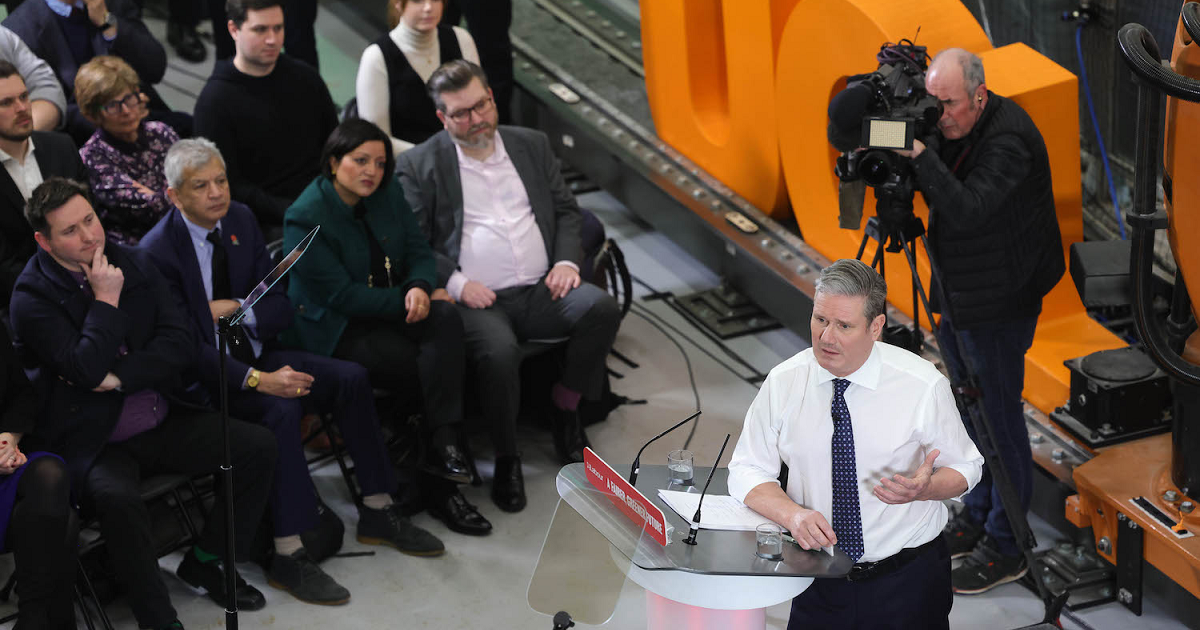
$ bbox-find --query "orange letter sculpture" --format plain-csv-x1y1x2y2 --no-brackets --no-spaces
640,0,800,218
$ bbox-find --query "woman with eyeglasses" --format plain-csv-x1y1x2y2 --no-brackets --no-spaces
75,55,178,245
282,118,492,537
355,0,480,157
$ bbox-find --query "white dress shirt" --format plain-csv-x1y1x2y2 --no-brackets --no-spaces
728,342,983,563
0,137,41,201
181,213,261,364
447,134,577,301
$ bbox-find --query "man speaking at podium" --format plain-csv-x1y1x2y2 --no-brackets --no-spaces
728,259,983,629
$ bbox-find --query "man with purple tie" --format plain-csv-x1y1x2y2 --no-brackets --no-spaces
727,259,983,630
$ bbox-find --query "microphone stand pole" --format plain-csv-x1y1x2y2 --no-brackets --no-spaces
216,315,239,630
683,433,731,546
629,410,701,485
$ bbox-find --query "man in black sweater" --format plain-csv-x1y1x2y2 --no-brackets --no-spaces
900,48,1064,595
193,0,336,236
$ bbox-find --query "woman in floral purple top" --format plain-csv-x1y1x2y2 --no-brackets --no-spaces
75,56,179,245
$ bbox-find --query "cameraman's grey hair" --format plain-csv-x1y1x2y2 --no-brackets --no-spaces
934,48,986,96
164,137,226,190
814,259,888,321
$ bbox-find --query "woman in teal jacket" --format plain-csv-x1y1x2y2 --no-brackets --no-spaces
283,119,490,535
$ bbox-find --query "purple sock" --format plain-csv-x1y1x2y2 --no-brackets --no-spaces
551,383,582,411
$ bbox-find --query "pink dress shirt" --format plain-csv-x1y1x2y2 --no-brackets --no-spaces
446,134,576,300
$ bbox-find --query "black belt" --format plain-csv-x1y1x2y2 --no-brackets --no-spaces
845,537,941,582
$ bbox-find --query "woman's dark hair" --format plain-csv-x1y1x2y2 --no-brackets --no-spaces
320,118,395,187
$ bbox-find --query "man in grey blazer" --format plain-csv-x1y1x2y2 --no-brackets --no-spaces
397,60,620,514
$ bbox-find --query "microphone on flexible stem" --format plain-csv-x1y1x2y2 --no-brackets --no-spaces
629,410,701,485
683,433,732,546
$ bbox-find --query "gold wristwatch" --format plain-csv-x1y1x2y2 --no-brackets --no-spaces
246,369,262,389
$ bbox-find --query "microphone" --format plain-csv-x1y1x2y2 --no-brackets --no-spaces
828,80,875,152
629,410,701,485
683,433,732,546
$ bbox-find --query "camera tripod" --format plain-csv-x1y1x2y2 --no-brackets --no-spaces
854,190,1067,626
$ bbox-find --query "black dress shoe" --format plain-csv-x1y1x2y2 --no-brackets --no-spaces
427,488,493,536
176,549,266,611
491,454,526,513
550,407,590,464
167,21,207,63
424,444,473,484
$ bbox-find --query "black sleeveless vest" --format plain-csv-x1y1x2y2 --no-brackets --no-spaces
376,25,464,146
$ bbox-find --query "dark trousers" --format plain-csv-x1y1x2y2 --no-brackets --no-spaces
7,455,77,630
230,349,396,537
168,0,202,26
208,0,319,69
444,0,514,124
937,313,1038,557
787,537,952,630
82,409,276,629
457,282,620,455
333,300,466,436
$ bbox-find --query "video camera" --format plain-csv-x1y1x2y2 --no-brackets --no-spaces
828,40,941,229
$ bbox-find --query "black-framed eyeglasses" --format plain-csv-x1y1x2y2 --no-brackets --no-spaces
101,90,144,116
445,95,494,124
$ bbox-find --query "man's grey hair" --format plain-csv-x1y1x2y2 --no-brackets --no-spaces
164,138,226,190
814,259,888,321
933,48,986,96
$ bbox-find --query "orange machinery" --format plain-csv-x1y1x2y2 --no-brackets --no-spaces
1066,4,1200,610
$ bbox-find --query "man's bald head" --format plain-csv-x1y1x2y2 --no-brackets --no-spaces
926,48,988,140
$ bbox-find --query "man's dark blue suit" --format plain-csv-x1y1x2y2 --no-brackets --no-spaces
140,203,396,536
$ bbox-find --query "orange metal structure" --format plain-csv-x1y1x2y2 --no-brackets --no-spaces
1068,5,1200,601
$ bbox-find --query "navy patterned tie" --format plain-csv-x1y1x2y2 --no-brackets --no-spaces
831,378,865,562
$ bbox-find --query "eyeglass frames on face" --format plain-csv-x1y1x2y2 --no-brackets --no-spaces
102,90,144,116
445,95,494,124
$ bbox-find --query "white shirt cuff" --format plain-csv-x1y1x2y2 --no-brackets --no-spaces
552,260,580,273
446,271,468,303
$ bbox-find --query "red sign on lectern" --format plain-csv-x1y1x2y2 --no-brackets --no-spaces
583,447,668,546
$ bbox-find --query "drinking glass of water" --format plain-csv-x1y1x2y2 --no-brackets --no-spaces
756,523,783,560
667,449,694,485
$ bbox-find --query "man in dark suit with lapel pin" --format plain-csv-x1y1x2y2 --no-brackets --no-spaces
396,60,621,513
9,176,277,630
0,60,86,306
140,138,453,607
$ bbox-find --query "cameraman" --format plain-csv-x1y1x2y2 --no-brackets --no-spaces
897,48,1064,595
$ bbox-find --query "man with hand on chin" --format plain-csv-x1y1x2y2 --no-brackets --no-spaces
727,259,982,630
9,177,277,630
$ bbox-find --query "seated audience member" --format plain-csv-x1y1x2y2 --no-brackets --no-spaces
0,24,66,131
356,0,479,156
2,0,191,146
0,60,86,304
194,0,337,234
140,138,447,605
205,0,319,69
75,55,177,246
9,177,277,630
396,61,621,513
284,119,492,536
0,323,77,629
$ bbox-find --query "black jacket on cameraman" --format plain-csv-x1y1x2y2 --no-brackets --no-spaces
910,91,1064,329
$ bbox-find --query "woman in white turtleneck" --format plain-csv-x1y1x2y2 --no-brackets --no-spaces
356,0,480,156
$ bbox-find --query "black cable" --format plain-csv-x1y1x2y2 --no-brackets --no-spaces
1060,607,1098,630
629,305,702,450
630,273,767,382
631,302,757,385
